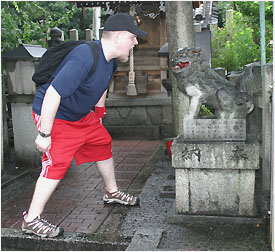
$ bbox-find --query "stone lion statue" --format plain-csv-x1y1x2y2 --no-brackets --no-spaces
172,47,254,119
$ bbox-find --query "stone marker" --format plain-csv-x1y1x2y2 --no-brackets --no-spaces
183,118,246,141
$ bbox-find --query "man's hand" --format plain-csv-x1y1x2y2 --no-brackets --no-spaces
35,134,52,153
35,85,60,153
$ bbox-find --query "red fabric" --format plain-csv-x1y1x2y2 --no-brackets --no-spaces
95,106,106,118
32,110,112,180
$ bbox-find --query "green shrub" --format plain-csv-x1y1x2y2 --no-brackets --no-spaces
200,104,214,116
234,1,273,63
211,11,260,72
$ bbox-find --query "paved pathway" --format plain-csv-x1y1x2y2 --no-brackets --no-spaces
1,139,271,251
1,140,160,234
107,156,270,251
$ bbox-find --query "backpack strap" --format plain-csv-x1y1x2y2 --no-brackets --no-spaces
86,41,100,80
86,41,117,80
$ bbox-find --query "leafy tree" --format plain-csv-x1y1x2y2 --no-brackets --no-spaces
38,1,95,40
212,1,273,71
212,10,260,72
234,1,273,63
1,1,93,54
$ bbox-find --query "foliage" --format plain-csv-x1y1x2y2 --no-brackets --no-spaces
234,1,273,63
200,104,214,115
215,1,235,27
1,1,89,54
38,1,95,40
212,1,273,72
211,10,260,72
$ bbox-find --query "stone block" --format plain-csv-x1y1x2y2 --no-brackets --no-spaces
172,134,259,216
106,126,160,140
175,169,256,216
160,125,173,139
11,103,41,169
146,107,162,124
6,61,37,95
162,105,173,125
183,119,246,141
85,29,94,41
70,29,78,41
126,228,163,251
172,135,259,170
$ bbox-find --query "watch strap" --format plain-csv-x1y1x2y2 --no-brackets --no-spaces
39,131,51,138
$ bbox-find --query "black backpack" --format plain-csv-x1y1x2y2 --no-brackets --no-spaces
32,40,117,86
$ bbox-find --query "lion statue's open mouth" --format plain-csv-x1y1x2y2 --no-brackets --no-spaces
173,60,190,72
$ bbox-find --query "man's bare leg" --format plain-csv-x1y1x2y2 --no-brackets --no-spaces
96,157,118,193
25,176,60,221
97,157,139,205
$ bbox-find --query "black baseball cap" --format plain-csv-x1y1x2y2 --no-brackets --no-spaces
104,13,147,37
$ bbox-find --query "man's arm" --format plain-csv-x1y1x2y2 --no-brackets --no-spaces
35,85,61,153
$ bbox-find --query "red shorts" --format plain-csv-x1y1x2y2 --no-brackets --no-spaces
33,111,112,180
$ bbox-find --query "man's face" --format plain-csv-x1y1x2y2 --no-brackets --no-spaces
116,31,138,63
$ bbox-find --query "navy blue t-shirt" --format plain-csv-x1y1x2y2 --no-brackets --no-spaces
32,40,115,121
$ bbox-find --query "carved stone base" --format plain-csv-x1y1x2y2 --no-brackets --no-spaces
183,118,246,142
172,134,259,216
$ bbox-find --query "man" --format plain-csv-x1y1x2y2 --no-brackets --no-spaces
21,13,147,238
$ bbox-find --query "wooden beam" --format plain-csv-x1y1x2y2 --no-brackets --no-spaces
75,1,163,12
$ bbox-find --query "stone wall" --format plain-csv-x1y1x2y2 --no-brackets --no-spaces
104,97,173,140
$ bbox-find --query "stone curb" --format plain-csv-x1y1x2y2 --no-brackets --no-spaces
126,228,163,251
1,228,130,251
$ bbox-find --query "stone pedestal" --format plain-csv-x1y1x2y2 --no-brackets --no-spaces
3,44,46,170
11,103,41,168
172,119,259,217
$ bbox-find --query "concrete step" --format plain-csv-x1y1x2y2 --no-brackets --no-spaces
1,228,130,251
126,228,163,251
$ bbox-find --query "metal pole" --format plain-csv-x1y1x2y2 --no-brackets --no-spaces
271,2,275,249
1,72,3,172
259,1,266,75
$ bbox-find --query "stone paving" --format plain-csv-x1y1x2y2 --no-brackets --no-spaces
1,140,160,234
105,156,270,251
1,139,272,251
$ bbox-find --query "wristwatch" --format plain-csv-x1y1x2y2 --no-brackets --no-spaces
39,131,51,138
